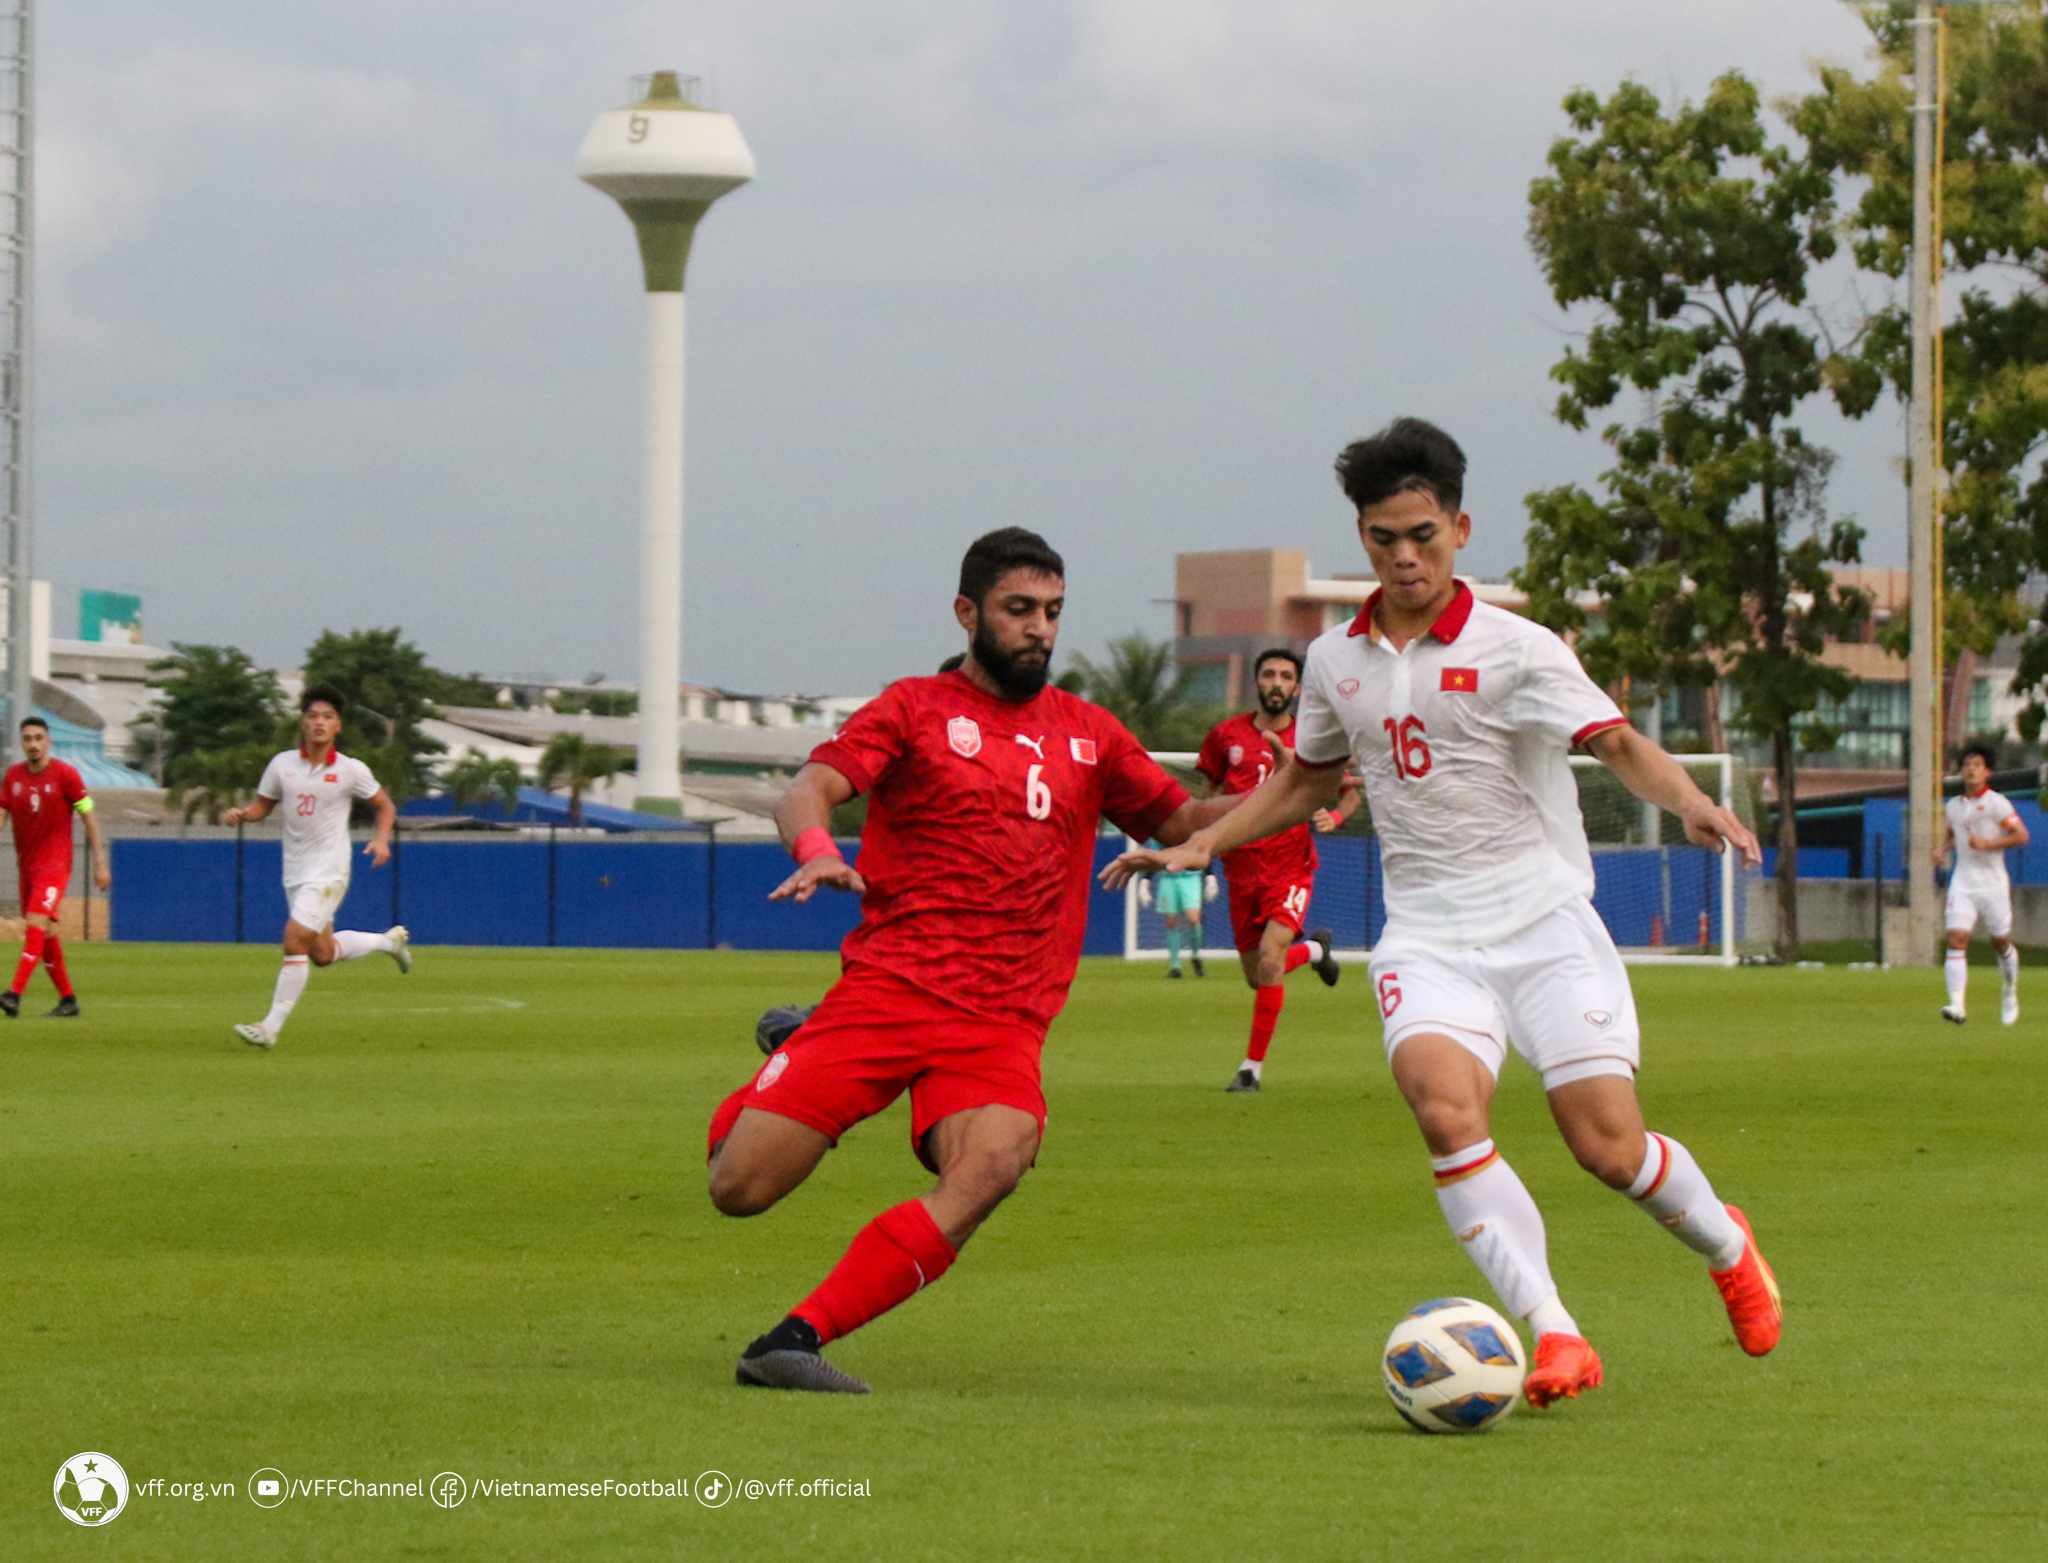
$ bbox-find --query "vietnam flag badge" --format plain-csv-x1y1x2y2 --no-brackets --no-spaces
1440,667,1479,694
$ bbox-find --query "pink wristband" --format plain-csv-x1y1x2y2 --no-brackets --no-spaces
792,827,843,867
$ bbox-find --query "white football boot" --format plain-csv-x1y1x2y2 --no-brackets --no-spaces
234,1023,277,1049
385,926,413,975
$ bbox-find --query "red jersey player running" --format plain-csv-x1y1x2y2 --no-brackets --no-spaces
1109,418,1782,1409
706,528,1248,1393
1194,648,1357,1091
1,717,112,1018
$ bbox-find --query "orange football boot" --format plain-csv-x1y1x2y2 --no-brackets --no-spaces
1710,1204,1782,1357
1523,1332,1604,1408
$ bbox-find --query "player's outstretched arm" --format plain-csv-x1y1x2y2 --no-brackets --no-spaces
362,789,396,868
81,805,113,891
222,796,276,828
769,762,867,903
1585,726,1761,866
1102,755,1345,889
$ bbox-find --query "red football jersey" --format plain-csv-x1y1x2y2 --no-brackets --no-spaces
2,759,88,877
1195,712,1317,883
809,671,1187,1035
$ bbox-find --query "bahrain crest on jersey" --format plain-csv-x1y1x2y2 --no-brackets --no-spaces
947,716,983,758
1227,744,1244,767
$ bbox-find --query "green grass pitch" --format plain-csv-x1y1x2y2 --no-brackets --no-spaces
5,944,2044,1561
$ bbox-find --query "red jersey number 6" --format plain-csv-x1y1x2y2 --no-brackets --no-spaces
1377,971,1402,1019
1382,715,1432,780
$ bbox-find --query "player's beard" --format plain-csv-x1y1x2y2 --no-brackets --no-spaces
1258,686,1295,717
972,621,1052,699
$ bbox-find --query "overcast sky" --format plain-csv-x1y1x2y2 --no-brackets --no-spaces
36,1,1905,695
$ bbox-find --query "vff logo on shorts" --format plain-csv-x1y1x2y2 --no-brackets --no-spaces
1228,745,1244,767
947,717,982,758
756,1051,791,1092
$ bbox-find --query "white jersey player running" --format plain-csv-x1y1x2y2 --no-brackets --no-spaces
1934,745,2029,1026
1107,417,1784,1409
222,686,413,1048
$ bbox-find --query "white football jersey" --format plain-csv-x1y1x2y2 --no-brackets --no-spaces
256,747,384,885
1294,583,1626,946
1945,788,2018,891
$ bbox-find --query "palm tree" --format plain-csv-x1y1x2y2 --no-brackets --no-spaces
167,744,273,826
537,734,629,824
1069,633,1216,749
443,749,524,817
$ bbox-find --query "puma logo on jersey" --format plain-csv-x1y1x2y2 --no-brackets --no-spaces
1014,733,1046,759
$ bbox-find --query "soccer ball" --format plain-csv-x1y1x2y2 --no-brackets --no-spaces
1380,1297,1526,1434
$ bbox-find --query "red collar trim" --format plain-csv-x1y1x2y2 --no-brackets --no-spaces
300,745,339,766
1347,580,1475,644
1964,784,1989,799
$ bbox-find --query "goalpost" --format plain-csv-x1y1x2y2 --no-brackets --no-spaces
1121,751,1754,968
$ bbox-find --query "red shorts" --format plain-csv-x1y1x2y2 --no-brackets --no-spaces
1227,873,1312,953
708,962,1046,1174
19,874,67,922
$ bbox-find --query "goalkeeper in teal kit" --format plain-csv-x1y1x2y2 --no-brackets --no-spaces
1138,851,1215,978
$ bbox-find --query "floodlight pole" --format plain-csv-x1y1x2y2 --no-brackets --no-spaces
1904,3,1940,967
1,0,34,743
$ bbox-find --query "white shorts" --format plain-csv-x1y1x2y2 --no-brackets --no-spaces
285,880,348,932
1946,883,2013,939
1368,897,1641,1091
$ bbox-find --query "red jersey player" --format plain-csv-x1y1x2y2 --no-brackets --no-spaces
705,527,1248,1393
1,717,112,1019
1194,648,1357,1091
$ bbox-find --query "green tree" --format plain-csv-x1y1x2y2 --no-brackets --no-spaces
1522,73,1873,958
443,748,524,816
1793,3,2048,735
166,743,275,825
301,628,446,800
136,643,286,778
537,733,630,824
1069,633,1222,751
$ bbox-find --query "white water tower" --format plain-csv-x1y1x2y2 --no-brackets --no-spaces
577,71,754,814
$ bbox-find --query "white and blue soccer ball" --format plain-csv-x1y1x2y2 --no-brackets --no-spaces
1380,1297,1526,1434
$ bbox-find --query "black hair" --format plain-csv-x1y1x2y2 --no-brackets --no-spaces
301,684,348,717
936,653,967,674
1253,647,1303,679
19,716,47,734
958,527,1065,608
1961,743,1996,769
1335,417,1468,514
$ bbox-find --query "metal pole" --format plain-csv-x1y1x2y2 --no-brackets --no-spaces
704,821,717,949
3,1,36,742
1905,3,1941,968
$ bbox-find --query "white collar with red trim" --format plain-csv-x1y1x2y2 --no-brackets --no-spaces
1347,579,1476,644
299,745,340,767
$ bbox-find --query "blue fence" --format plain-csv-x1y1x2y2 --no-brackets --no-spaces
118,832,1742,954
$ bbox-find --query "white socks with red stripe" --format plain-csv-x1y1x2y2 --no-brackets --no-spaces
263,956,310,1034
1626,1131,1744,1269
333,930,395,961
1431,1139,1579,1338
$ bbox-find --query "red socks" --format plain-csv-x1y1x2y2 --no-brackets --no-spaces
1247,983,1286,1063
11,925,45,997
1283,944,1312,974
793,1199,959,1345
43,933,74,999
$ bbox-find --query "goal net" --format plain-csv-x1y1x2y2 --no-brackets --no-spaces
1121,751,1756,967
